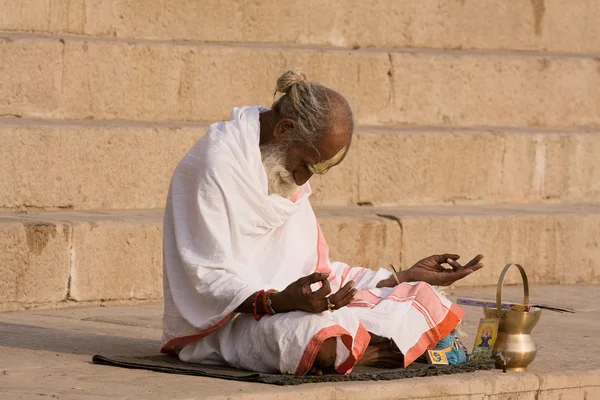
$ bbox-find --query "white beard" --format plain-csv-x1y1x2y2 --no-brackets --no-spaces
260,143,299,198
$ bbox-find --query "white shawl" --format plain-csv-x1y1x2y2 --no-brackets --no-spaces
162,106,327,348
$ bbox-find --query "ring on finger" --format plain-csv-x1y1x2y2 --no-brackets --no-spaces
327,297,336,312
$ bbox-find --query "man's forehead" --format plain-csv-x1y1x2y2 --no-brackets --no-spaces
318,121,352,153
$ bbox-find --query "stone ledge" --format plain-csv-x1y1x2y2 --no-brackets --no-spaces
1,0,600,54
0,208,400,309
3,121,600,209
1,296,598,399
353,203,600,287
1,36,599,127
315,128,600,207
2,204,600,310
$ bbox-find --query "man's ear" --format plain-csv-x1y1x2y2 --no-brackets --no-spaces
273,118,295,140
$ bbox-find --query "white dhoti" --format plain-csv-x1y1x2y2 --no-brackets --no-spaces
161,106,464,375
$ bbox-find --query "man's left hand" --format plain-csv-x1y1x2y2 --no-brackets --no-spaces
406,253,484,286
377,254,484,288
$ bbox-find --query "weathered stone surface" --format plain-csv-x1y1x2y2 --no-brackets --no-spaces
0,38,62,119
0,119,359,209
59,39,392,124
0,208,403,307
355,129,600,206
317,208,401,269
2,204,599,308
370,203,600,287
68,214,164,301
537,370,600,391
537,369,600,400
2,36,600,127
479,372,540,399
356,129,526,206
0,217,69,309
2,293,600,399
3,121,600,209
390,53,600,127
538,387,600,400
0,36,391,123
541,133,600,201
1,1,600,53
0,120,205,209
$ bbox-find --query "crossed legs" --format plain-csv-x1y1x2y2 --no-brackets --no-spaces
309,333,404,375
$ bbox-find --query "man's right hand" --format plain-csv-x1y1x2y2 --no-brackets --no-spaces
272,272,357,313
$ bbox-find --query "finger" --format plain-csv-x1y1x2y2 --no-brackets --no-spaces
469,262,484,272
329,281,355,303
420,258,446,272
446,258,463,271
313,278,332,298
328,281,355,304
334,289,358,309
464,254,484,268
442,269,474,286
306,272,330,284
432,254,460,264
448,258,484,272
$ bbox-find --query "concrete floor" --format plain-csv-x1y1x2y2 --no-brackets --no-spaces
1,284,599,399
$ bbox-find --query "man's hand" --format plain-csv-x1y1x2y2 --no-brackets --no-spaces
405,254,484,286
272,272,357,313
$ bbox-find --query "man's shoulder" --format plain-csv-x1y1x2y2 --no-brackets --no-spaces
182,137,232,167
175,127,238,178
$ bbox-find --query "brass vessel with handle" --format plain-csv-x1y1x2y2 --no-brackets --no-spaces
483,264,542,372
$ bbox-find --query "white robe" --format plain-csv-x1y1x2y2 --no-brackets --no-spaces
161,106,464,375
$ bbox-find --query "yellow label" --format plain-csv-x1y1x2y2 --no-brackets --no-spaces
471,317,500,361
426,350,449,365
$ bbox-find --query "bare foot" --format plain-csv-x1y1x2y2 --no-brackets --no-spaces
357,341,404,368
368,333,390,345
308,366,337,376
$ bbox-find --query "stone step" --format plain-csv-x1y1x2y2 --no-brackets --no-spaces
319,126,600,206
2,118,600,209
1,295,599,399
2,204,599,311
0,119,204,210
0,208,400,311
2,33,600,128
2,1,600,54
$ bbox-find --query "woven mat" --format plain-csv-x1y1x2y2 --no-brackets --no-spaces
92,354,494,385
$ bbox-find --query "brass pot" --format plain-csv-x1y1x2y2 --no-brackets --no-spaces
483,264,542,372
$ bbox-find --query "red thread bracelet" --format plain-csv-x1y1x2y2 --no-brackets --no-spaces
253,290,265,321
262,289,277,315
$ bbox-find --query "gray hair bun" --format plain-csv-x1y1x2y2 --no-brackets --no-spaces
271,68,332,147
275,69,308,95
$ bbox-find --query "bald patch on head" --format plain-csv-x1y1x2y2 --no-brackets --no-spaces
306,88,353,173
325,88,354,138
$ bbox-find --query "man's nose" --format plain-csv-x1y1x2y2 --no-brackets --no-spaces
294,169,314,186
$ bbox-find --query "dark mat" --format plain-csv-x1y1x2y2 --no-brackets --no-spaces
92,354,494,385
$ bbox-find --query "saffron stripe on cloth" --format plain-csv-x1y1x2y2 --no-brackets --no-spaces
335,323,371,374
161,313,234,354
404,303,463,366
347,283,465,367
294,322,372,376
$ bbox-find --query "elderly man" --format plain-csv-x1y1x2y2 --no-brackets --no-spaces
161,70,484,375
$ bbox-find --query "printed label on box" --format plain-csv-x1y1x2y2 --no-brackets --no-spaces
426,349,449,365
470,317,500,361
